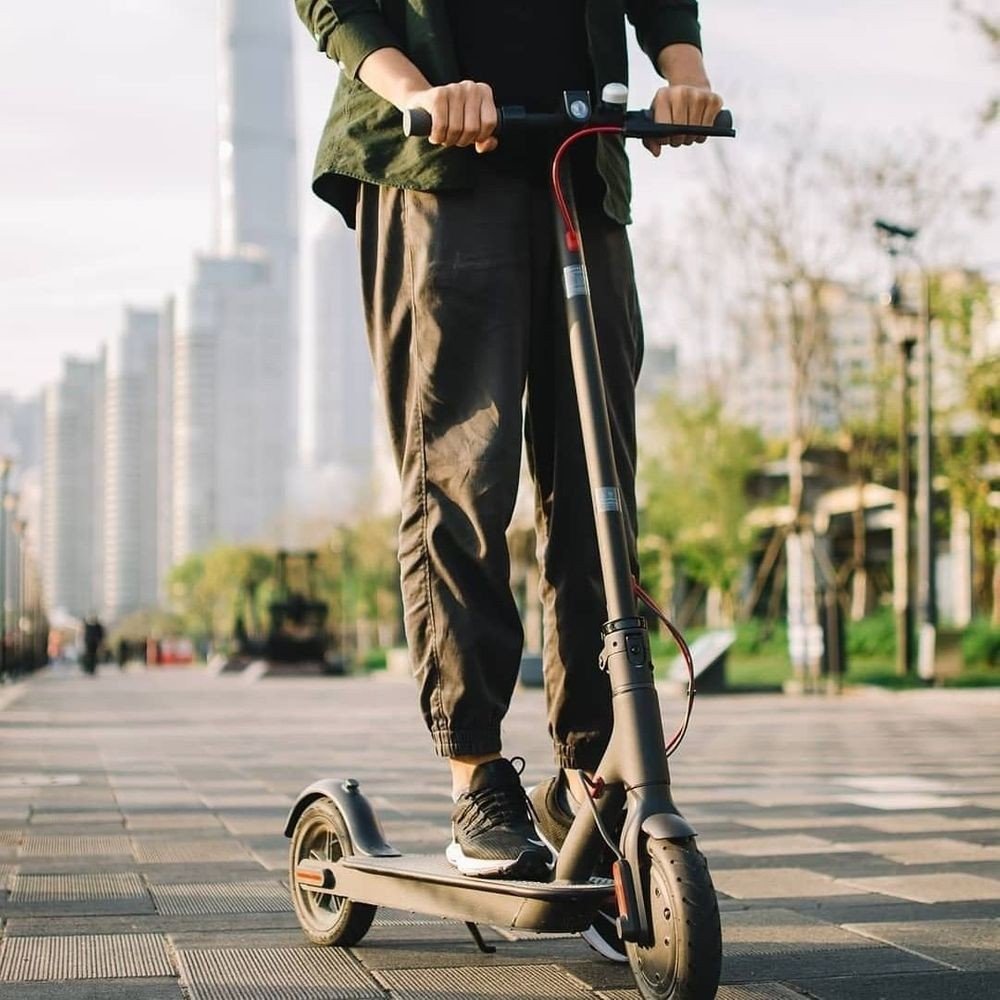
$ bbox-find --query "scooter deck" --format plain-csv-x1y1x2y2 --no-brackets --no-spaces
327,854,613,931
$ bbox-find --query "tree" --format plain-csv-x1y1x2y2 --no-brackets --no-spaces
167,546,275,644
640,392,764,625
955,0,1000,127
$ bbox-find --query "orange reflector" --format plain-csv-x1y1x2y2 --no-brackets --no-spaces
295,867,326,887
612,860,628,918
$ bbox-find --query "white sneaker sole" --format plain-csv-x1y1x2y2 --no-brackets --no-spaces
445,841,550,878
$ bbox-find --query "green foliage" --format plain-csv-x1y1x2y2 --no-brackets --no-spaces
109,608,185,645
167,545,276,643
640,393,765,612
164,517,402,649
962,618,1000,667
845,608,897,657
730,618,787,657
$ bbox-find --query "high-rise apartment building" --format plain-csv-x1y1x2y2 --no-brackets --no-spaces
171,1,300,560
102,308,161,622
42,358,104,618
172,254,291,559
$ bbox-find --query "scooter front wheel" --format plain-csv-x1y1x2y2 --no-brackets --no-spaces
289,798,377,946
626,837,722,1000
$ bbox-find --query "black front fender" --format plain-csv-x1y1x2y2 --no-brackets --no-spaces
284,778,400,858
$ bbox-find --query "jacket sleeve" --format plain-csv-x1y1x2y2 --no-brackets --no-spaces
625,0,702,67
293,0,402,79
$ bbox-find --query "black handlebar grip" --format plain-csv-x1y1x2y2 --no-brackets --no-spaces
713,109,733,131
402,107,433,138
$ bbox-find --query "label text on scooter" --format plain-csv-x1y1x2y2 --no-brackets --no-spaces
594,487,621,513
563,265,587,299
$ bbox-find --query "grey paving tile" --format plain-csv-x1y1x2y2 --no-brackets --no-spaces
0,933,174,981
377,964,592,998
712,867,862,900
4,912,300,938
3,977,184,999
9,872,148,903
18,835,133,859
844,918,1000,971
132,839,255,864
837,873,1000,903
149,880,291,916
597,989,806,1000
791,970,1000,999
177,946,382,1000
840,838,1000,864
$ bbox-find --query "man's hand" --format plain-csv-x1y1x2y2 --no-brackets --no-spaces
647,42,723,156
357,49,498,154
406,81,499,153
645,84,724,154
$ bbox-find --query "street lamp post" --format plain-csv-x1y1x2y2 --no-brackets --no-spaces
893,318,915,677
875,219,936,679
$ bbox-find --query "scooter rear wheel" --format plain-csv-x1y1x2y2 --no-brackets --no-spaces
289,798,377,946
626,837,722,1000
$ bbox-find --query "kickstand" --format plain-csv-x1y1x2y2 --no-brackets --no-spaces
464,922,497,954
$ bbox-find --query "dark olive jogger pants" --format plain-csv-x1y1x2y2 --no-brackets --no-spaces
357,169,642,770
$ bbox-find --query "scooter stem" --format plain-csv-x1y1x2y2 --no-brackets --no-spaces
552,173,637,622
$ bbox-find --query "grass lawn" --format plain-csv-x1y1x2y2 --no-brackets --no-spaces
650,634,998,691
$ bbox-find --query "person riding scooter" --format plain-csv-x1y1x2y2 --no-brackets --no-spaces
295,0,722,962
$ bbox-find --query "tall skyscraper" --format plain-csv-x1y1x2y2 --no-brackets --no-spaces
171,2,300,562
157,298,176,601
172,254,290,559
312,220,374,472
42,358,103,618
102,308,161,622
217,0,299,288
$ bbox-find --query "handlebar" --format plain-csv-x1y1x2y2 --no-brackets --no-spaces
403,104,735,141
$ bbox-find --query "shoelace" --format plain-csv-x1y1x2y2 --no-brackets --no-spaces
459,756,533,835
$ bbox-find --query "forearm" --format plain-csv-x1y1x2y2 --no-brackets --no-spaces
656,42,711,87
357,47,431,110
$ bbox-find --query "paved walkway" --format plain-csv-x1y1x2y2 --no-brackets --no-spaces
0,665,998,999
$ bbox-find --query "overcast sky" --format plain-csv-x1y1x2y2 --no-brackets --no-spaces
1,0,996,398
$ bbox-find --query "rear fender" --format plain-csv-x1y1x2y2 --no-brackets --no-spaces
284,779,400,858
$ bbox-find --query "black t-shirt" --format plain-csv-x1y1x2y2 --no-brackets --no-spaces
445,0,605,205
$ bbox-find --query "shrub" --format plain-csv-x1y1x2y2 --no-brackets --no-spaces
846,609,896,658
962,619,1000,668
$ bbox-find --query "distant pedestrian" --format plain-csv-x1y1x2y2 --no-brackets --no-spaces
82,616,105,676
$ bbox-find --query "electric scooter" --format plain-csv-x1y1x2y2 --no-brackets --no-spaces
285,85,736,1000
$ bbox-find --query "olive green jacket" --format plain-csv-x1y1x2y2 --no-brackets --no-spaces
294,0,701,227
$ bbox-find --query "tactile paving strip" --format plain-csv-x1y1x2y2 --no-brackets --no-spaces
0,829,22,846
0,864,14,889
11,873,148,902
0,933,174,981
18,834,134,857
378,964,592,998
133,839,253,864
126,813,225,831
150,880,291,915
176,946,383,1000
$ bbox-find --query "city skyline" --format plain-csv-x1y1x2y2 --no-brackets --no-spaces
2,1,998,398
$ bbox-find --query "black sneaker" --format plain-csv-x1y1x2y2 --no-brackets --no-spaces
528,773,628,964
446,758,552,880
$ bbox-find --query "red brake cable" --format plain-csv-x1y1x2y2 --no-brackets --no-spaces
632,577,697,757
551,126,623,251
